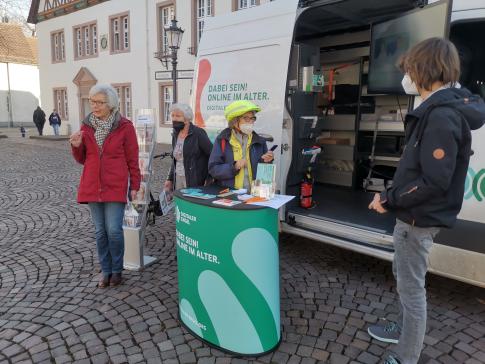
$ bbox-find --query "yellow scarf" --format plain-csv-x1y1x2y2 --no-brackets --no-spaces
229,131,253,189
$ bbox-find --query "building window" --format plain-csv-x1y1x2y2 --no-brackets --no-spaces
238,0,258,9
196,0,213,45
110,12,130,53
159,84,173,126
73,21,98,59
53,88,68,120
51,30,65,63
112,84,132,119
233,0,259,10
159,3,175,53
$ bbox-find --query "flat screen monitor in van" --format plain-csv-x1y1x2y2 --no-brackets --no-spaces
367,1,450,95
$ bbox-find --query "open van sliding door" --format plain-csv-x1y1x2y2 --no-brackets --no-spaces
190,0,299,197
282,1,456,260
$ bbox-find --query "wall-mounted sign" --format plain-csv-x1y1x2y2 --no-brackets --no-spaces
177,70,194,79
155,70,194,81
100,34,108,51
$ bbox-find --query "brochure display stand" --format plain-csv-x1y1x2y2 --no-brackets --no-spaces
174,186,281,356
123,109,157,271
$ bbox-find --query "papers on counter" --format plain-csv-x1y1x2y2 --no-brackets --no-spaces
232,188,248,194
212,199,242,207
237,194,253,201
246,194,295,209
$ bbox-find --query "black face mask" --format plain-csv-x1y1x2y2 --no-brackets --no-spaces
172,121,185,131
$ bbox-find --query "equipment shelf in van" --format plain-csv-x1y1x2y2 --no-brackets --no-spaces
359,120,404,132
315,169,353,187
298,116,323,139
319,144,354,161
320,115,355,131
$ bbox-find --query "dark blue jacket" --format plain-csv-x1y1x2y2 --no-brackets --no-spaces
167,123,212,188
381,88,485,228
49,112,61,126
208,128,268,188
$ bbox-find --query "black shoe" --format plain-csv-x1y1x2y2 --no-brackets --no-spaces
110,273,122,286
98,274,110,288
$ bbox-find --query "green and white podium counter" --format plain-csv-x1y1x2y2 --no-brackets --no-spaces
174,189,280,356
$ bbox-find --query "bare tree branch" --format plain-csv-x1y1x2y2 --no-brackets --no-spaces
0,0,35,35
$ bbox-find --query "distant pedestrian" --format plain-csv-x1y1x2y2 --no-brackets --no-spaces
33,106,46,136
20,127,26,138
70,84,141,288
368,38,485,364
49,109,62,136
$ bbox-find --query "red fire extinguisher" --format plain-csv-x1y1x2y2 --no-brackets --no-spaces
300,167,314,209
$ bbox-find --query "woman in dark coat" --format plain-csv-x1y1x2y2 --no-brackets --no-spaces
164,103,212,193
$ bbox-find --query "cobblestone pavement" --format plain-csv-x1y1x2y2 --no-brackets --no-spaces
0,133,484,364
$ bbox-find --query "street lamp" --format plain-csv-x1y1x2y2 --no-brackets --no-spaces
155,18,184,104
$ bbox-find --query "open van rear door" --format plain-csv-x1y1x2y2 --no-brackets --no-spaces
190,0,299,188
283,0,455,254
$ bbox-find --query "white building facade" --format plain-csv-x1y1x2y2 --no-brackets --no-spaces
0,23,40,127
29,0,273,142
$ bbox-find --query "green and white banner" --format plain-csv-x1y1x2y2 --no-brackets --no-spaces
175,197,280,355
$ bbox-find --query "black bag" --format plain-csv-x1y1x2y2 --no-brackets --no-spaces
149,192,163,216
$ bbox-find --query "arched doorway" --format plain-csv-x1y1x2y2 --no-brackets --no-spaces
73,67,97,120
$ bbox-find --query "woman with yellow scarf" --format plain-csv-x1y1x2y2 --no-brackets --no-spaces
208,100,274,189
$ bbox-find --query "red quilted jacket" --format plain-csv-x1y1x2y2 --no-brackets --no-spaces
71,113,141,203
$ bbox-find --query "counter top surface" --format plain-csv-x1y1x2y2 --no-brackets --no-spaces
174,185,267,211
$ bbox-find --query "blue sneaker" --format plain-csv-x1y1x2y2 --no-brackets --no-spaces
384,355,401,364
368,321,400,344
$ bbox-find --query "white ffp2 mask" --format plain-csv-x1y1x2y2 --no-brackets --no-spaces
240,124,254,135
401,74,419,95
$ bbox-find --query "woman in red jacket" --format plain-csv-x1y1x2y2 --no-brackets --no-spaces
70,84,140,288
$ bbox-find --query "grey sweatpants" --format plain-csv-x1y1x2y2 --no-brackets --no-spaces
392,219,440,364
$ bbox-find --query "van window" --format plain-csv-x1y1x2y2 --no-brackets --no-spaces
450,20,485,99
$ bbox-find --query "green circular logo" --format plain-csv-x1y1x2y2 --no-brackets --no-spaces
472,168,485,202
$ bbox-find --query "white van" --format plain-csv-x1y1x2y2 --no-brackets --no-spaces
191,0,485,288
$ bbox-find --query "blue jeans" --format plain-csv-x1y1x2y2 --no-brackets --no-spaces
392,219,440,364
89,202,126,276
52,124,60,135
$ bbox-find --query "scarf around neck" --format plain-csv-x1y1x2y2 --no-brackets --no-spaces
90,112,116,147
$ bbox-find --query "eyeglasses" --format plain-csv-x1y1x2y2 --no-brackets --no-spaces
88,98,108,106
240,116,257,122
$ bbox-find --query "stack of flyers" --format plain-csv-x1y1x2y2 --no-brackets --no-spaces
212,199,242,207
136,124,155,145
139,153,150,175
180,188,202,194
132,182,147,204
159,190,175,215
237,194,253,201
183,192,217,200
180,189,216,199
123,203,140,227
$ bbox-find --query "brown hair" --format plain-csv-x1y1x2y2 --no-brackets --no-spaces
398,37,461,91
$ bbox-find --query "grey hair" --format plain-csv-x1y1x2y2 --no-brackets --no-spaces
89,84,119,111
169,103,194,122
228,117,239,129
